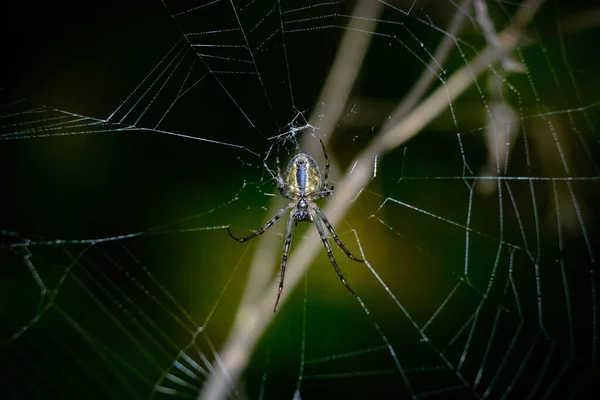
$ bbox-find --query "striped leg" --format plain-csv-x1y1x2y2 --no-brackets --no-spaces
227,203,293,242
319,139,333,191
312,211,356,296
310,190,333,200
275,142,286,196
312,206,364,262
273,211,296,312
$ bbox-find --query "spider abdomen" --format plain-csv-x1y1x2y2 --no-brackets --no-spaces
285,153,322,195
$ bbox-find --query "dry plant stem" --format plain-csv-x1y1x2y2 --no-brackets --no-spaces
303,0,384,154
382,0,473,131
199,0,546,399
558,6,600,34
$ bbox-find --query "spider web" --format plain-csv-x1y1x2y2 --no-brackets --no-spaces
1,0,599,399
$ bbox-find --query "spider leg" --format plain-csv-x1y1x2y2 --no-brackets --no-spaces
310,190,333,200
275,141,286,196
274,210,296,312
227,203,293,242
319,139,333,191
311,210,356,296
312,205,364,262
275,141,282,173
274,141,294,199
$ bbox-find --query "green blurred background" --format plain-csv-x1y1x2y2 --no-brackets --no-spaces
1,0,599,399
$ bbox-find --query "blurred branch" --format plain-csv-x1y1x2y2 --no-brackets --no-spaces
200,0,546,399
301,0,385,188
309,0,384,149
382,0,473,131
474,0,524,73
558,6,600,35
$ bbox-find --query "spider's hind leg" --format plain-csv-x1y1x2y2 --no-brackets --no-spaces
312,210,356,296
312,206,364,263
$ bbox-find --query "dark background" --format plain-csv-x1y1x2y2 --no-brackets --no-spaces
1,1,599,399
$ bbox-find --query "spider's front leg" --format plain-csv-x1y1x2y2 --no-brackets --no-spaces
274,141,292,199
318,139,332,191
310,188,334,201
227,203,293,242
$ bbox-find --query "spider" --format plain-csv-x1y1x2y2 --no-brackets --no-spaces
227,140,364,312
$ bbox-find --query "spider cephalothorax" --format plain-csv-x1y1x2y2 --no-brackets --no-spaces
227,140,364,312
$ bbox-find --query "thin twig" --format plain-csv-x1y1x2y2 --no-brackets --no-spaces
302,0,385,160
200,0,546,399
382,0,473,132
